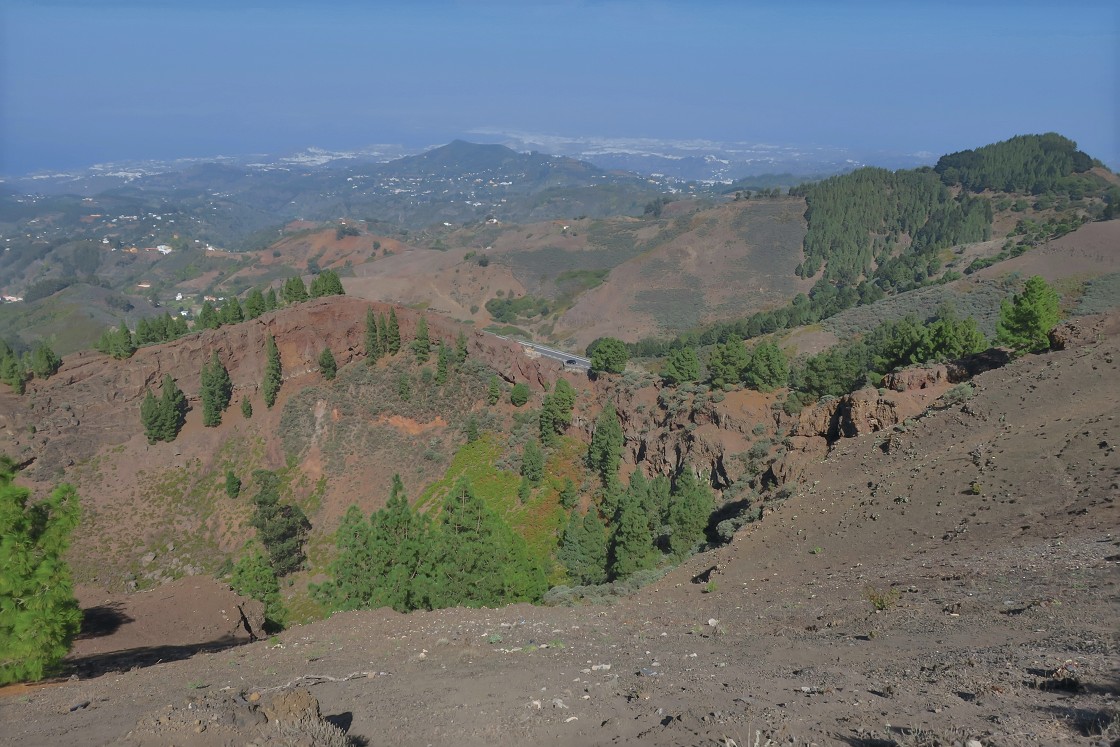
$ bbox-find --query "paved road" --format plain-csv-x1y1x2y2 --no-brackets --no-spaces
496,336,591,369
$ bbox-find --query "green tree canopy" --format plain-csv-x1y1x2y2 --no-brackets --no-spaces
309,269,345,298
435,342,451,385
365,308,382,363
200,351,233,427
282,276,309,304
996,275,1061,355
29,343,62,379
263,334,282,408
244,288,266,319
196,301,220,330
220,298,244,325
412,315,431,363
608,484,659,580
312,475,435,614
230,545,285,632
557,509,608,585
666,469,715,558
521,439,544,486
422,478,547,609
1,352,26,394
742,342,789,392
386,309,401,354
589,337,628,374
140,375,188,443
318,347,337,380
662,347,700,385
249,470,309,577
97,321,136,359
0,464,82,684
588,405,624,486
540,378,575,445
510,382,530,407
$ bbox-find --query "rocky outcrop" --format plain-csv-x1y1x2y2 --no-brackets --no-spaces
767,367,961,487
1047,314,1120,351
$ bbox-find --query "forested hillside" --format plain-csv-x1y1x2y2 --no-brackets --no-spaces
631,133,1115,357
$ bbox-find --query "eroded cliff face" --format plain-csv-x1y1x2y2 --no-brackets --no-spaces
570,363,966,497
2,297,563,481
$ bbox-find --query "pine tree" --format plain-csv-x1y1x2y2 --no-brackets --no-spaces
464,415,480,443
140,388,162,444
263,334,282,408
313,505,373,611
608,486,659,580
318,347,337,380
742,342,789,392
225,470,241,499
487,376,501,406
377,312,388,356
111,321,136,359
220,298,244,325
996,275,1060,355
423,478,546,609
26,342,60,380
588,405,623,485
230,546,285,632
435,342,451,384
666,469,715,559
589,337,629,374
240,395,253,419
0,465,82,684
540,378,575,446
510,382,529,407
626,469,661,536
386,308,401,354
196,301,220,330
244,288,266,319
309,269,344,297
412,315,430,363
662,347,700,385
455,330,469,365
367,474,434,612
249,470,309,577
264,288,278,311
708,340,749,388
559,478,578,509
200,351,233,427
312,475,435,614
557,508,608,585
282,276,309,304
135,317,153,346
919,306,987,362
1,353,26,394
365,308,381,364
157,374,188,441
521,439,544,486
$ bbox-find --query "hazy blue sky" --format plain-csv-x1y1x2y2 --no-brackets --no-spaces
1,0,1117,174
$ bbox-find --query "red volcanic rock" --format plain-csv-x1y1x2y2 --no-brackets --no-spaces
7,297,564,479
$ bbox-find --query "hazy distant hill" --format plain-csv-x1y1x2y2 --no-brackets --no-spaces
0,142,667,253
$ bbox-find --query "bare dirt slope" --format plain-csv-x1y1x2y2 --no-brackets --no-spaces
336,198,810,347
2,315,1117,746
551,199,810,347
